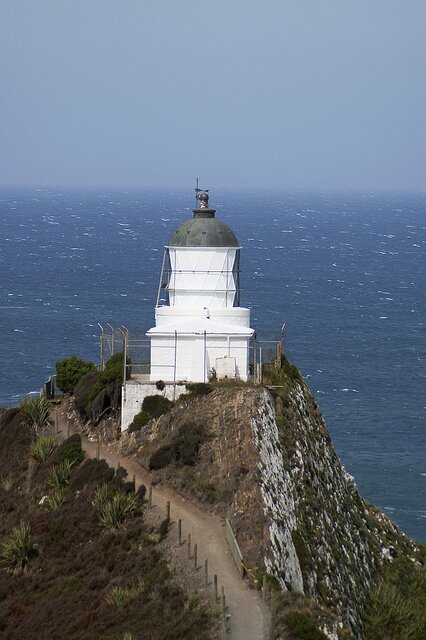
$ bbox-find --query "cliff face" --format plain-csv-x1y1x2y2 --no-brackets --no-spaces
114,364,421,637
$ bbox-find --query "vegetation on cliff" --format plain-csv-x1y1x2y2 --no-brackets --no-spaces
88,358,424,639
0,407,215,639
44,351,425,640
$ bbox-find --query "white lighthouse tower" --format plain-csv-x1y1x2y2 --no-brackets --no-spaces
147,189,254,383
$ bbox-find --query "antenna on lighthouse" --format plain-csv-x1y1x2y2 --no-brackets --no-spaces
195,177,201,208
194,178,210,208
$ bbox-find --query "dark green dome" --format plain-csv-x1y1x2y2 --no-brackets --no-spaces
168,208,239,248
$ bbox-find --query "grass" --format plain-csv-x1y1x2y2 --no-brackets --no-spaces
105,585,130,607
364,557,426,640
29,436,56,464
0,522,38,572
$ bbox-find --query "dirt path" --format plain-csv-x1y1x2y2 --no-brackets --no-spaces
54,406,270,640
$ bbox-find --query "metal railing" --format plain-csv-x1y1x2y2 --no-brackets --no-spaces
97,324,286,386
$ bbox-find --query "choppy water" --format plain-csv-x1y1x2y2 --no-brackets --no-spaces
0,187,425,542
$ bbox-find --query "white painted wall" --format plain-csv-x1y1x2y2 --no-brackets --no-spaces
168,247,238,308
121,381,188,431
155,306,251,328
149,333,250,383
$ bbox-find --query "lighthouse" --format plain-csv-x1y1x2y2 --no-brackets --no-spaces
147,188,254,383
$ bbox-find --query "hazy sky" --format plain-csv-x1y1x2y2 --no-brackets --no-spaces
1,1,425,189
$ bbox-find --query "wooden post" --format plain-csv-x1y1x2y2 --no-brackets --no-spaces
262,573,268,601
178,519,182,545
166,501,170,521
187,533,191,559
193,543,197,570
148,483,152,508
214,574,218,601
204,558,208,585
132,474,136,491
96,444,100,459
270,589,277,640
253,333,257,383
221,587,227,639
66,421,70,437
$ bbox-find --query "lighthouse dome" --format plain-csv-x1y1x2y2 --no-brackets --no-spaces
168,208,239,248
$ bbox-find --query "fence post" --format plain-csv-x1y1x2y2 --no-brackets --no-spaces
178,519,182,545
67,421,70,437
270,589,277,640
187,533,191,559
193,543,197,570
132,474,136,491
166,501,170,521
221,586,226,614
214,574,218,601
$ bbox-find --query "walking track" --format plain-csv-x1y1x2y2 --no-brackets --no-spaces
54,406,270,640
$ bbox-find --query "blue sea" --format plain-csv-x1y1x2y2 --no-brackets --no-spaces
0,187,425,542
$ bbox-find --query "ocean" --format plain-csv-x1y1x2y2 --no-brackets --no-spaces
0,187,425,542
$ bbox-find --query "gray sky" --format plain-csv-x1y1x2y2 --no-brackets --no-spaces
1,1,425,190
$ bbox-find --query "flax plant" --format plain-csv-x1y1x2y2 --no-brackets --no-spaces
21,396,51,434
92,484,137,530
29,436,56,464
0,522,38,572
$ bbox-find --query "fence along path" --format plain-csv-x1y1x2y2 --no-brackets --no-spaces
54,407,270,640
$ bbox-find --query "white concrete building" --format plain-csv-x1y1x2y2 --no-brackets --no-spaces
147,190,254,383
121,189,254,430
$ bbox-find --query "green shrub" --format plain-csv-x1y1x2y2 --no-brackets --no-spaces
20,396,51,434
56,355,96,394
185,383,213,396
74,370,100,416
89,352,127,401
29,436,56,464
0,522,38,572
283,610,327,640
92,484,137,530
142,395,174,418
149,445,174,470
57,436,85,467
149,423,209,470
174,424,207,465
281,355,302,383
128,410,150,434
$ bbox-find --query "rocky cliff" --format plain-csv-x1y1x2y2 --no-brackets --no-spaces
68,359,424,639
